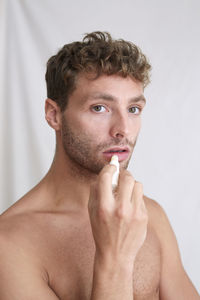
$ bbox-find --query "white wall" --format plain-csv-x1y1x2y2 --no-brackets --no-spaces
1,0,199,292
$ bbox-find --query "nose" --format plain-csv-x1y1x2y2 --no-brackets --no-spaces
109,111,130,139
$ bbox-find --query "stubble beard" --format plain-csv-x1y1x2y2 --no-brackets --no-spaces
61,116,137,178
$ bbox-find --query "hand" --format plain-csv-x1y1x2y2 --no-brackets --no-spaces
88,164,148,267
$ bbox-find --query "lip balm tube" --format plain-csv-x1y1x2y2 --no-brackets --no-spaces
110,155,119,189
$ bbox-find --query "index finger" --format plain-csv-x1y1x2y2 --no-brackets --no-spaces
97,164,117,204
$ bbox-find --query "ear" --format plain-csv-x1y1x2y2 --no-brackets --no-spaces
45,98,62,131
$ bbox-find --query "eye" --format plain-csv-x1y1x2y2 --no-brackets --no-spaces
128,106,141,114
92,105,106,113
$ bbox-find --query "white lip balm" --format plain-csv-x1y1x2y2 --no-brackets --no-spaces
110,155,119,189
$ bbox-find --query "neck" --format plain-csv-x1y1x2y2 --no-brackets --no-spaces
40,146,98,213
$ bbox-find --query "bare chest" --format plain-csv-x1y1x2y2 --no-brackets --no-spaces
43,224,161,300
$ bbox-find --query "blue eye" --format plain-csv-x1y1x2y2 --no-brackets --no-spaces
92,105,106,113
128,107,141,114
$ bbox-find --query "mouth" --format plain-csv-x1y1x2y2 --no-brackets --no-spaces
102,147,130,162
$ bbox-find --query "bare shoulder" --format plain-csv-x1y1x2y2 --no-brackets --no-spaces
143,194,164,221
143,194,164,213
0,183,53,243
0,191,50,268
0,195,39,239
0,208,46,268
143,198,200,298
143,195,178,249
0,211,60,299
0,200,56,298
0,213,36,255
143,195,170,227
143,196,182,279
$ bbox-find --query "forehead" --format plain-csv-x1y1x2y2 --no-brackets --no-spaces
72,73,144,102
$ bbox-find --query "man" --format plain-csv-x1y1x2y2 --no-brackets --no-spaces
0,31,199,300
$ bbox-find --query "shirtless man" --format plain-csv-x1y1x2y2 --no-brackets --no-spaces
0,31,199,300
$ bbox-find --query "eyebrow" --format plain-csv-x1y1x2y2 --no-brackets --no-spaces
86,92,146,105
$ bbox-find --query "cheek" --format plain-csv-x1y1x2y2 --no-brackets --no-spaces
76,114,109,132
136,119,142,132
129,117,141,135
70,119,107,147
67,114,87,131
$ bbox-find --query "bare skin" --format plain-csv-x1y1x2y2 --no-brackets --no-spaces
0,75,199,299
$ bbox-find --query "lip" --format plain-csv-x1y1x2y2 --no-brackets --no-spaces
102,146,130,162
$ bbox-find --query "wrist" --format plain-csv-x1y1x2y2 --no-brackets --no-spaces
94,252,135,277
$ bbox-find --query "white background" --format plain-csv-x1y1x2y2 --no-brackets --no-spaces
0,0,199,293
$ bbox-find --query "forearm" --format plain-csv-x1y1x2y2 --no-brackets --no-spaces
90,256,134,300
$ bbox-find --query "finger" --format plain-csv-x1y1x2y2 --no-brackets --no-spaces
88,182,97,212
97,164,117,205
140,196,148,214
116,170,135,204
131,181,144,209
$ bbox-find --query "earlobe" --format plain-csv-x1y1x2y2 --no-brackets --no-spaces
45,98,62,131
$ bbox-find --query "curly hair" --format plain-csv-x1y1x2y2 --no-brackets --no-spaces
45,31,151,112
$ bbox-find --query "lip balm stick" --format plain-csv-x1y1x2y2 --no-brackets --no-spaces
110,155,119,189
